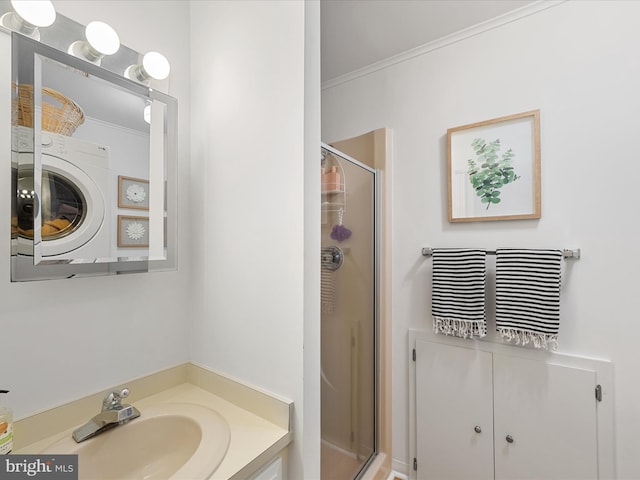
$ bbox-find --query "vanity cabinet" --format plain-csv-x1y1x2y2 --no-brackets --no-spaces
248,450,287,480
250,457,281,480
410,335,613,480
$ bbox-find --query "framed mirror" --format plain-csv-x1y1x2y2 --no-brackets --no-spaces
8,31,177,281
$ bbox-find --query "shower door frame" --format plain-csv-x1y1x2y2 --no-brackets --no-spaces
320,142,380,479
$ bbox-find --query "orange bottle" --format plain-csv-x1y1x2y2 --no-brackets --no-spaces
325,166,341,191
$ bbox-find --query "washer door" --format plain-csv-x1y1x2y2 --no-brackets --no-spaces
16,154,106,257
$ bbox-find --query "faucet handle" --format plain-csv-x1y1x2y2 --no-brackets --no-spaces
102,388,130,410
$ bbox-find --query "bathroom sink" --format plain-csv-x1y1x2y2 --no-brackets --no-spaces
43,403,231,480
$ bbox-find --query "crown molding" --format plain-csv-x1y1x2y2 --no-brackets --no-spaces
321,0,566,91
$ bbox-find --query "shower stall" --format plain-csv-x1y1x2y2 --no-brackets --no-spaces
320,144,379,480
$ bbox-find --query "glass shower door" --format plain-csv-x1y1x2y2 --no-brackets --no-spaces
321,145,377,480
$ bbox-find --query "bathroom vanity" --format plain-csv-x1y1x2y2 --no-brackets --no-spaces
13,363,293,480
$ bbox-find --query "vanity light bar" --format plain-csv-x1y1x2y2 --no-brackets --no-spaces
0,4,171,82
421,247,581,259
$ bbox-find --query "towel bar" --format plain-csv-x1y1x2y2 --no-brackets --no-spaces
421,247,581,259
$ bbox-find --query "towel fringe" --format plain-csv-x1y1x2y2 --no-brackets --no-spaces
433,316,487,339
497,327,558,351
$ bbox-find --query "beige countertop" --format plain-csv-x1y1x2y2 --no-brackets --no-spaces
15,364,293,480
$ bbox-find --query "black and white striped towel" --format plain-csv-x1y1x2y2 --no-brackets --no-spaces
432,248,487,339
495,249,562,350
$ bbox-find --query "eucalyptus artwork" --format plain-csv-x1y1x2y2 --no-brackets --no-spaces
447,110,541,222
467,138,520,210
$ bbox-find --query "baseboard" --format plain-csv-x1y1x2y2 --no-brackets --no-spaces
391,458,409,478
387,471,408,480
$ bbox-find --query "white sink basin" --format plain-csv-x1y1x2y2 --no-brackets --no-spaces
43,403,230,480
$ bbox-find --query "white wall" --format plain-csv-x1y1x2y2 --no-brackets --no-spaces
189,1,318,478
322,1,640,477
1,1,192,419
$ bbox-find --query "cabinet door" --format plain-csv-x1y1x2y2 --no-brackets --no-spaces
251,456,283,480
493,354,598,480
416,340,494,480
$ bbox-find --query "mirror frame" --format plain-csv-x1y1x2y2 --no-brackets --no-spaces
9,32,177,281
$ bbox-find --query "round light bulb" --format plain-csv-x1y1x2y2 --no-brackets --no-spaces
143,105,151,124
142,52,170,80
11,0,56,27
85,21,120,56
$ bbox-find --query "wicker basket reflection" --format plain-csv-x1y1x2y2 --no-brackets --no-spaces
14,84,85,136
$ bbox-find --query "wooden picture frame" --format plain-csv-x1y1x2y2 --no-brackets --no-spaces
118,176,149,210
447,110,541,222
117,215,149,247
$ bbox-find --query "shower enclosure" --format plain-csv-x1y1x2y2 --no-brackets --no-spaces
320,144,378,480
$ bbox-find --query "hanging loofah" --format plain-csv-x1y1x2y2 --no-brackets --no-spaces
330,224,351,242
330,208,351,242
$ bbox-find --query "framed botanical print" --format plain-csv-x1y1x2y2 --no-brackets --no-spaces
447,110,541,222
118,176,149,210
117,215,149,247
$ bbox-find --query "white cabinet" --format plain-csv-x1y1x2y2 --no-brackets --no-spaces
415,342,494,480
409,332,614,480
493,354,598,479
249,454,284,480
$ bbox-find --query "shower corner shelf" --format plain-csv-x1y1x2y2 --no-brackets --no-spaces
322,201,345,213
321,149,347,213
322,186,345,212
322,187,345,195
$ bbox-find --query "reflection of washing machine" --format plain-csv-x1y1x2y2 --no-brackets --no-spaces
14,126,111,262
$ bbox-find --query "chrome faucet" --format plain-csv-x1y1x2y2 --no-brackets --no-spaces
72,388,141,443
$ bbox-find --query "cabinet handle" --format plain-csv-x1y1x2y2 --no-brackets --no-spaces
474,426,482,433
506,435,514,444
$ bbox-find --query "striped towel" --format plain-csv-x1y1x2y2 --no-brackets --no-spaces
495,249,562,350
432,248,487,339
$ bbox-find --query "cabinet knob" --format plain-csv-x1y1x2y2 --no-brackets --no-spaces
474,426,482,433
506,435,514,444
